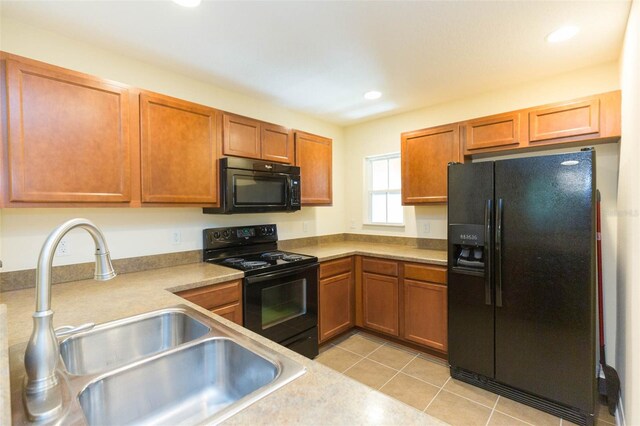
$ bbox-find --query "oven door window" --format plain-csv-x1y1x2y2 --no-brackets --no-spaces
233,174,287,206
261,278,307,329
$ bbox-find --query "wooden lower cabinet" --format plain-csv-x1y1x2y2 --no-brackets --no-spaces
362,272,399,336
403,279,447,351
319,258,354,343
319,271,354,343
174,280,243,326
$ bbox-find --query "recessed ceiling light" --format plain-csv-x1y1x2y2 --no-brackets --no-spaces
173,0,202,7
364,91,382,100
546,26,579,43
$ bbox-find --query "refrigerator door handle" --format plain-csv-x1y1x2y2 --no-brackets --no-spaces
495,198,503,307
484,199,493,305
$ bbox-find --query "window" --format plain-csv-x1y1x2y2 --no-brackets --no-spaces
366,153,403,225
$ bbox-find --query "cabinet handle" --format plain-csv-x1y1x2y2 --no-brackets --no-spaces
495,198,503,307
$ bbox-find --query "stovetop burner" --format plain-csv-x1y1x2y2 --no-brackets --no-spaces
261,251,285,260
223,258,246,265
241,260,270,269
282,254,304,261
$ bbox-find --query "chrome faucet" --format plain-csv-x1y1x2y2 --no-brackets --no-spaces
23,218,116,422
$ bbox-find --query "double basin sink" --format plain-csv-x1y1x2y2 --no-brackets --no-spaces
19,306,306,425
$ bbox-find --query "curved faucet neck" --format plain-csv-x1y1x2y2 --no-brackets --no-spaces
35,218,114,312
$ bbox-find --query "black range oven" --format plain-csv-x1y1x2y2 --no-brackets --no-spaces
203,224,319,359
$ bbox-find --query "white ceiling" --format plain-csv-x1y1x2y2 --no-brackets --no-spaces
0,0,631,125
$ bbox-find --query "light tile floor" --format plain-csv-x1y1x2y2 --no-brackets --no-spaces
316,330,617,426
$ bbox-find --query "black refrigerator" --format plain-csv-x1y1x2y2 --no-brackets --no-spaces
447,149,596,426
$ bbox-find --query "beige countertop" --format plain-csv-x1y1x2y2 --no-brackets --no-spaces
289,241,447,265
0,244,447,425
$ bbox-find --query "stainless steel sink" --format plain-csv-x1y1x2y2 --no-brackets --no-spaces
79,338,279,425
11,305,306,425
60,308,210,375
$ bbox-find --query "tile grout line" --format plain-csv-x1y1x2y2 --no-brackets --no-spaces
424,376,450,412
492,402,538,426
341,355,366,375
484,395,500,426
374,353,420,391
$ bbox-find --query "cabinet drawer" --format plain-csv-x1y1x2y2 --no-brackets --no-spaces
320,257,352,279
362,257,398,277
175,280,242,310
404,263,447,284
212,302,243,325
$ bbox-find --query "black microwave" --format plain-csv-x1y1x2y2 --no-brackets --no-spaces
203,157,301,214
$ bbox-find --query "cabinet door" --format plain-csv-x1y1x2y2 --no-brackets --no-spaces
222,113,261,159
140,92,218,204
529,98,600,142
403,279,447,351
464,112,521,152
319,271,354,343
295,131,332,205
401,124,459,204
362,272,398,336
262,123,294,164
5,59,131,203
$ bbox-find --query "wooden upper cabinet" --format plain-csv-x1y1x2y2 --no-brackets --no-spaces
4,58,132,203
401,124,460,204
140,92,218,204
222,113,294,164
464,112,523,153
529,97,600,143
261,123,294,164
462,91,620,157
222,113,261,160
294,131,332,205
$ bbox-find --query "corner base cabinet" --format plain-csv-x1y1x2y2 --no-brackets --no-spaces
362,258,399,337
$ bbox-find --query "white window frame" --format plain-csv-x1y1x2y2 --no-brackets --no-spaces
364,152,404,226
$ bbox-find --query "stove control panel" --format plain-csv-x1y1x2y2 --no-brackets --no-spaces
203,224,278,249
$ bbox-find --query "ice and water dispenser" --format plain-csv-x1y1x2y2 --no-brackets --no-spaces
449,224,486,274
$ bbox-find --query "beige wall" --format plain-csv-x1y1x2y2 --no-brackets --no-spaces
0,18,346,272
617,0,640,422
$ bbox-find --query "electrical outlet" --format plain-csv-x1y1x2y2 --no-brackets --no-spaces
56,238,70,257
350,220,356,229
171,230,181,245
422,222,431,234
303,221,309,233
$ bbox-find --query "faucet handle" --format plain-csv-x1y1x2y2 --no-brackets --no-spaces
54,322,95,338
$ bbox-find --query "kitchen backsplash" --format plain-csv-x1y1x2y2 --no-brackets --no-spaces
0,234,446,292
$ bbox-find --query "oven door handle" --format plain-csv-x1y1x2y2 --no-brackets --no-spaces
244,263,319,285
